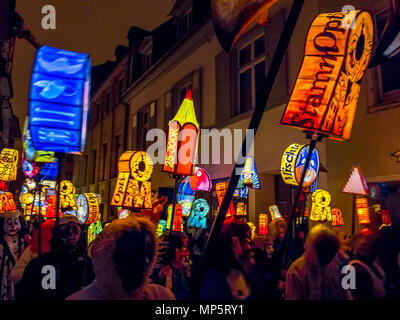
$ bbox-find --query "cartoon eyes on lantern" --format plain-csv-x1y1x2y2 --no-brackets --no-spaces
130,152,153,182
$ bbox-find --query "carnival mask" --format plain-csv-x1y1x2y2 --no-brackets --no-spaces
3,211,21,236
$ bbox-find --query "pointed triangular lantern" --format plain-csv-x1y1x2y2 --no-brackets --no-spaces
342,165,368,196
237,157,260,189
163,89,200,177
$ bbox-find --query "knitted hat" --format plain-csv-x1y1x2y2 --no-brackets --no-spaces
59,214,81,225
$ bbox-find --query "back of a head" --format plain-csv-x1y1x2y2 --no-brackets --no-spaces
351,228,379,262
305,224,340,266
89,215,157,295
31,220,55,254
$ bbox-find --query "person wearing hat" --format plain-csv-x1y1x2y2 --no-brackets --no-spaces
0,210,26,300
16,214,95,300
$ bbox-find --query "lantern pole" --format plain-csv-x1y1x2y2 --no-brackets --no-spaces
280,131,325,267
190,0,305,299
54,153,64,228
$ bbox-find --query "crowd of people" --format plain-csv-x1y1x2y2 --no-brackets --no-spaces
0,208,399,300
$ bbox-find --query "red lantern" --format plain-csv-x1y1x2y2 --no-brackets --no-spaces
356,197,370,225
215,182,235,219
45,188,57,218
332,208,344,227
259,214,268,235
163,90,199,177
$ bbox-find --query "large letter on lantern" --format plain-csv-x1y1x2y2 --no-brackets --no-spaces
332,208,344,227
356,197,370,225
259,214,268,235
310,189,332,222
163,90,199,176
0,148,19,181
280,10,373,140
189,199,209,229
29,46,91,153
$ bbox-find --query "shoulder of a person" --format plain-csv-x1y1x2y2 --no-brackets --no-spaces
288,255,306,273
141,284,176,300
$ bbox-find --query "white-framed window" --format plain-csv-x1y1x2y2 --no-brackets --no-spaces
138,36,153,74
370,7,400,111
177,8,193,39
237,34,266,115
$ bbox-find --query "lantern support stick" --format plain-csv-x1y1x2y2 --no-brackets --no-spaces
280,131,325,267
54,153,64,228
190,0,305,299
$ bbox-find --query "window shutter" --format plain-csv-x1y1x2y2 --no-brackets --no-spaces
215,52,231,123
192,69,202,126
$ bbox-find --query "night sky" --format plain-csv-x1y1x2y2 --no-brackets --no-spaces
11,0,174,131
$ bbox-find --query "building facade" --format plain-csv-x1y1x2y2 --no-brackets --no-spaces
74,0,400,236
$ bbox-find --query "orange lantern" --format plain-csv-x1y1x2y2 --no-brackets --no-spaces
259,214,268,235
236,202,247,216
332,208,344,227
280,10,373,141
215,182,235,218
111,151,153,210
166,204,183,232
45,188,57,218
0,192,17,213
356,197,370,225
0,148,19,181
163,90,199,177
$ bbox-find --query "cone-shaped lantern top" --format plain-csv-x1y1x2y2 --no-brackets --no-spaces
170,89,199,128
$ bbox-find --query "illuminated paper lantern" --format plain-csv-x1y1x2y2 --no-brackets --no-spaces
356,197,370,225
0,192,17,213
248,222,256,240
163,90,199,177
38,159,58,181
236,202,247,216
87,220,103,245
237,157,260,189
188,199,209,229
280,10,373,140
212,0,278,52
269,205,282,221
157,220,167,237
0,148,18,181
189,167,212,192
310,189,332,222
177,181,195,217
332,208,344,227
342,165,368,195
166,204,183,232
77,193,100,224
59,180,77,211
111,151,153,210
259,214,268,235
29,46,91,153
234,187,249,199
21,153,39,178
281,144,319,190
379,209,392,227
118,208,130,219
22,118,55,163
215,182,235,218
45,188,57,218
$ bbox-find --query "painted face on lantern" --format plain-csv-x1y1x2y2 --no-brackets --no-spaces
295,146,319,188
3,212,21,236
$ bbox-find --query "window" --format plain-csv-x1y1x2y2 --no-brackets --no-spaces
111,135,122,178
177,9,192,39
119,78,125,97
138,36,153,74
100,143,108,181
371,10,400,110
236,35,266,115
106,93,111,114
176,82,192,114
90,150,97,185
137,104,152,151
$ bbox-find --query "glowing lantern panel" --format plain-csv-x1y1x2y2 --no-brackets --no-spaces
59,180,77,211
0,192,17,213
237,157,260,189
188,199,209,229
356,197,370,225
87,220,103,245
45,188,57,218
332,208,344,227
163,90,199,176
236,202,247,216
215,182,235,218
77,193,100,224
167,204,183,232
0,149,18,181
29,46,91,153
189,167,212,192
259,214,268,235
310,189,332,222
177,181,195,217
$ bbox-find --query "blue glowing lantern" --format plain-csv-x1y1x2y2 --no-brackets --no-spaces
177,180,195,216
188,199,209,229
38,158,59,181
29,46,91,153
237,157,260,189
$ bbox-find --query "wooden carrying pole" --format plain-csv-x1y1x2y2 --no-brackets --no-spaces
190,0,305,299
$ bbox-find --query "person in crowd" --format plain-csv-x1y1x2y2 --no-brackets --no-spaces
67,215,175,300
285,224,347,300
247,236,283,300
347,228,386,300
10,220,55,285
152,231,191,300
16,214,95,300
197,218,252,300
0,210,26,300
377,225,400,299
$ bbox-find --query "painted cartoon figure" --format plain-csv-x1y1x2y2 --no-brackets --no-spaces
0,210,25,300
188,199,209,229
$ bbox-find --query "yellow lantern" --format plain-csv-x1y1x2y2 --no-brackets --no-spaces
59,180,77,211
310,189,332,222
0,192,17,213
111,151,153,210
0,148,19,181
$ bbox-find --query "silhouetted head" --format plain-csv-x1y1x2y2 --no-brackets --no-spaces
305,224,340,267
351,228,380,263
